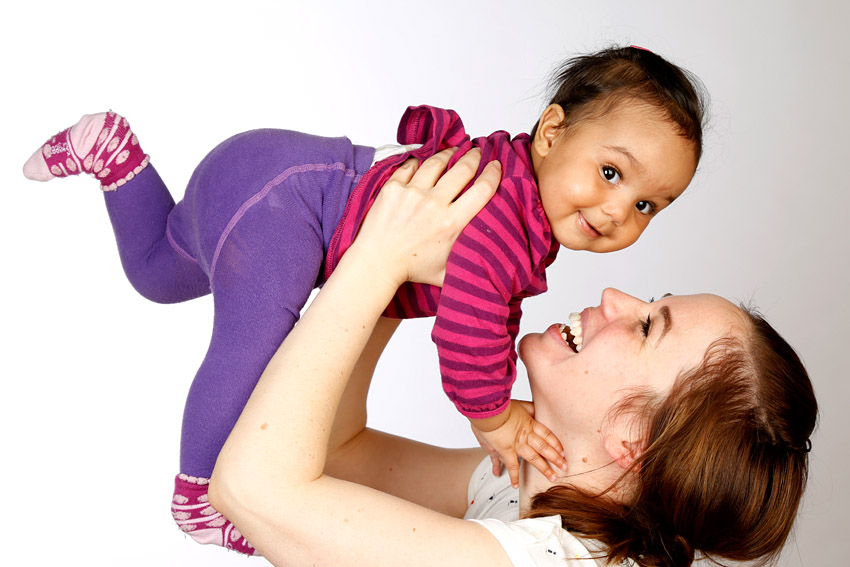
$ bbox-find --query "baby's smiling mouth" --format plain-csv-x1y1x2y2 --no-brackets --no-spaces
577,212,603,238
558,312,584,352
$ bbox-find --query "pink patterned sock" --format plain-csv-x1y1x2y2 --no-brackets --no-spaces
171,474,260,556
23,111,149,191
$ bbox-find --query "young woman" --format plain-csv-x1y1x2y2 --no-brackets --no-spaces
209,149,817,567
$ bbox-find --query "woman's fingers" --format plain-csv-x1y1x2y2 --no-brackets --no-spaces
429,148,480,200
404,148,459,189
352,146,499,287
382,148,500,223
450,159,501,224
385,157,420,186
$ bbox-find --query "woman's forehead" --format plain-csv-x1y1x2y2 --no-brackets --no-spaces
662,293,749,338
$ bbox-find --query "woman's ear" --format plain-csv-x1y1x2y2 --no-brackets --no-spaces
603,429,645,470
533,104,566,159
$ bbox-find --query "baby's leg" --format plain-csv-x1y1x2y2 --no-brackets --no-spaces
24,113,210,303
103,167,211,303
169,129,373,554
171,196,325,555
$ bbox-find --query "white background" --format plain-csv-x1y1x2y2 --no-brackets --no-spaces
1,1,847,565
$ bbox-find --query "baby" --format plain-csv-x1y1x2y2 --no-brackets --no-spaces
24,46,705,555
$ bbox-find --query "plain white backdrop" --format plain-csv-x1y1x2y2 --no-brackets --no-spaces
1,1,847,565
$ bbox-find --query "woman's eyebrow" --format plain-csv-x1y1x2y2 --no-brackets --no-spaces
657,305,672,345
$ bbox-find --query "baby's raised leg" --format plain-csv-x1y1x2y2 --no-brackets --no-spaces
25,121,374,554
103,167,211,303
23,113,211,303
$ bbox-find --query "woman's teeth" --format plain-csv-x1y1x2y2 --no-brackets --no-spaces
569,312,583,349
559,312,583,352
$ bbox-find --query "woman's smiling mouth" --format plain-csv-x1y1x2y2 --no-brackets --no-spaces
551,311,584,352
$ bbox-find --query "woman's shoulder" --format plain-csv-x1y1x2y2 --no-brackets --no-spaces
464,458,629,566
464,456,521,523
470,515,632,567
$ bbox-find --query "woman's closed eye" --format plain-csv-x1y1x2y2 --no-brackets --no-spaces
640,313,652,337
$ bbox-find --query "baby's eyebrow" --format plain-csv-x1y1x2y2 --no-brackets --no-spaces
604,145,644,173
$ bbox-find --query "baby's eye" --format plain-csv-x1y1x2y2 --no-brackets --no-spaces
636,200,655,215
602,165,621,184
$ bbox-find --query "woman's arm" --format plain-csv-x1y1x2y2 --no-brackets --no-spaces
325,315,487,518
210,150,512,567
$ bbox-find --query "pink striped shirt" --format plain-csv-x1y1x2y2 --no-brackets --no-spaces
326,106,559,418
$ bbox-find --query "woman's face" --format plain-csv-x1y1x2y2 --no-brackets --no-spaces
519,288,749,437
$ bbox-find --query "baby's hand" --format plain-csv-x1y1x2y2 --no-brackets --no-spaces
470,400,566,488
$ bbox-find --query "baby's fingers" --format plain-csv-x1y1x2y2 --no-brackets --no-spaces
530,422,567,471
518,443,558,483
502,452,521,489
489,453,502,477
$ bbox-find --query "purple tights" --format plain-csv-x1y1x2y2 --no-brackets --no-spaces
103,129,374,477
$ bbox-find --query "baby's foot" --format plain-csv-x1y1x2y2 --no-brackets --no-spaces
23,111,149,191
171,474,260,556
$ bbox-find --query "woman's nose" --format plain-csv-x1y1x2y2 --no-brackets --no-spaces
600,287,642,317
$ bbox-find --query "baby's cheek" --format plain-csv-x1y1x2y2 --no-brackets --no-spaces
590,238,626,254
611,226,646,252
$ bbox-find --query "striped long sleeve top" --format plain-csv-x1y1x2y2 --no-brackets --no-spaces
325,106,560,419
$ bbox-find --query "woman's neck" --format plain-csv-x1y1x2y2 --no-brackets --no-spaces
518,434,625,516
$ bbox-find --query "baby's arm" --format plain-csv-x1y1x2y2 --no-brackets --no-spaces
433,187,566,487
470,400,565,488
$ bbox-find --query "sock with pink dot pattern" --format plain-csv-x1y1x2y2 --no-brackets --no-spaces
23,111,149,191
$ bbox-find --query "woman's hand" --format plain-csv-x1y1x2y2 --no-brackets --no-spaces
349,148,501,290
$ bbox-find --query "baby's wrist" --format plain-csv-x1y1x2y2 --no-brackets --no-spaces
469,402,512,432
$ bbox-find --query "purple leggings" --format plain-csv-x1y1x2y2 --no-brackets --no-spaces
103,129,375,477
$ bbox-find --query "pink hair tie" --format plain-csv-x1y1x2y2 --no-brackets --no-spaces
630,45,653,53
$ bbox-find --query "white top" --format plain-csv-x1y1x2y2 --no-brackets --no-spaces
370,143,424,166
464,458,630,567
463,454,521,522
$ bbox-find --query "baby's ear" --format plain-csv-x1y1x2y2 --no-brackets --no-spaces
533,104,567,158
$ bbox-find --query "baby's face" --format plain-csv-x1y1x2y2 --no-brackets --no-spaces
531,101,698,253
